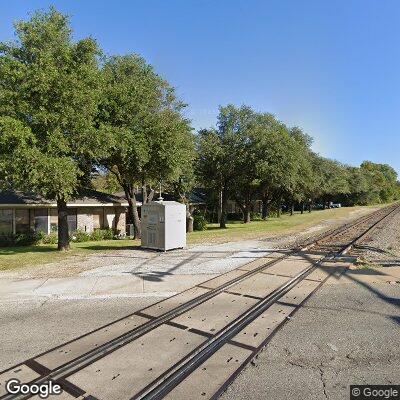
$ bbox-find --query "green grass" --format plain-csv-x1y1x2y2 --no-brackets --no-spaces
0,205,384,271
187,206,381,244
0,239,140,271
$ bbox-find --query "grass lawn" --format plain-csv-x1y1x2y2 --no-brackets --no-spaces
187,205,381,244
0,239,140,271
0,205,383,271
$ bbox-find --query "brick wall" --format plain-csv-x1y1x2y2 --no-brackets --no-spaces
75,207,127,234
77,208,94,233
114,207,126,234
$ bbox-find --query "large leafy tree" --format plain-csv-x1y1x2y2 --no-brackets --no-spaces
0,7,102,250
310,156,350,207
218,105,259,224
197,105,255,227
284,127,314,214
359,161,399,204
98,55,195,238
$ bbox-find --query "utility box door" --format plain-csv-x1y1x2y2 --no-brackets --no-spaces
165,203,186,250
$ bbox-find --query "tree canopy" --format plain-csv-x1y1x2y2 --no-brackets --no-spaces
197,104,400,223
0,7,102,249
98,54,195,238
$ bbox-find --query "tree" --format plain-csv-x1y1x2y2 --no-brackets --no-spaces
98,55,195,238
197,105,257,227
253,115,298,218
219,106,259,224
359,161,399,204
310,156,349,207
285,127,314,214
0,7,102,250
92,169,123,194
167,169,197,232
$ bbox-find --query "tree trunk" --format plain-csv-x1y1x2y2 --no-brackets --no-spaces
131,197,141,239
220,188,227,229
301,202,305,214
124,186,141,239
309,201,312,213
277,201,282,217
217,189,222,225
57,198,70,251
261,197,269,220
290,203,294,216
142,182,147,205
186,205,194,233
243,207,251,223
147,188,155,202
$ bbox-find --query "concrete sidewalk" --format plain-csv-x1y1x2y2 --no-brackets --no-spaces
1,256,399,301
0,240,275,299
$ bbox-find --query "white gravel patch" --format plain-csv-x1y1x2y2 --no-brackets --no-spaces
80,241,274,277
353,208,400,266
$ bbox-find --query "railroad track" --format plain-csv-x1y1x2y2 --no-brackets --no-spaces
1,203,399,400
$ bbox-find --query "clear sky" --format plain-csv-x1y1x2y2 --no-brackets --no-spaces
1,1,399,174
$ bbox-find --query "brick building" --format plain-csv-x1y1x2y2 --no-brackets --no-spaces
0,189,128,235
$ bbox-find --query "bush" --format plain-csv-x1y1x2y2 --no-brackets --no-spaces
90,228,114,241
0,227,118,247
41,232,58,244
193,214,207,231
102,228,114,240
71,229,91,242
250,212,262,221
0,232,41,247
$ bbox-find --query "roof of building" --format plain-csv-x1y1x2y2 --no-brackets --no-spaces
0,188,128,207
114,188,206,205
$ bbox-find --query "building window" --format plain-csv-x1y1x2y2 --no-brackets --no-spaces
0,209,13,235
50,209,58,232
34,209,48,233
15,209,30,233
67,209,77,232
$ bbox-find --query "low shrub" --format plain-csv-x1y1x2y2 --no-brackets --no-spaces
193,214,207,231
40,232,58,244
102,228,114,240
0,227,118,247
250,212,262,221
71,229,91,242
0,232,41,247
90,228,114,241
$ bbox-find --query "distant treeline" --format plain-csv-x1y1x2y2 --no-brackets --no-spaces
197,105,400,226
0,7,398,249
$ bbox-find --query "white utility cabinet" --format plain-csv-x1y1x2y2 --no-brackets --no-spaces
141,201,186,251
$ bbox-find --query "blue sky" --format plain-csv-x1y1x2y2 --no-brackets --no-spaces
1,0,400,174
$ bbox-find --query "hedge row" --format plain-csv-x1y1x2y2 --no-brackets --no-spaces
0,229,123,247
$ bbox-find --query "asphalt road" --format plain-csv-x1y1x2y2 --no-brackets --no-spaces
0,296,164,371
1,281,398,399
221,281,400,400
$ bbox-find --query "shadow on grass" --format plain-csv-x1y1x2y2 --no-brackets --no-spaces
80,245,139,251
0,245,56,255
0,242,140,255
